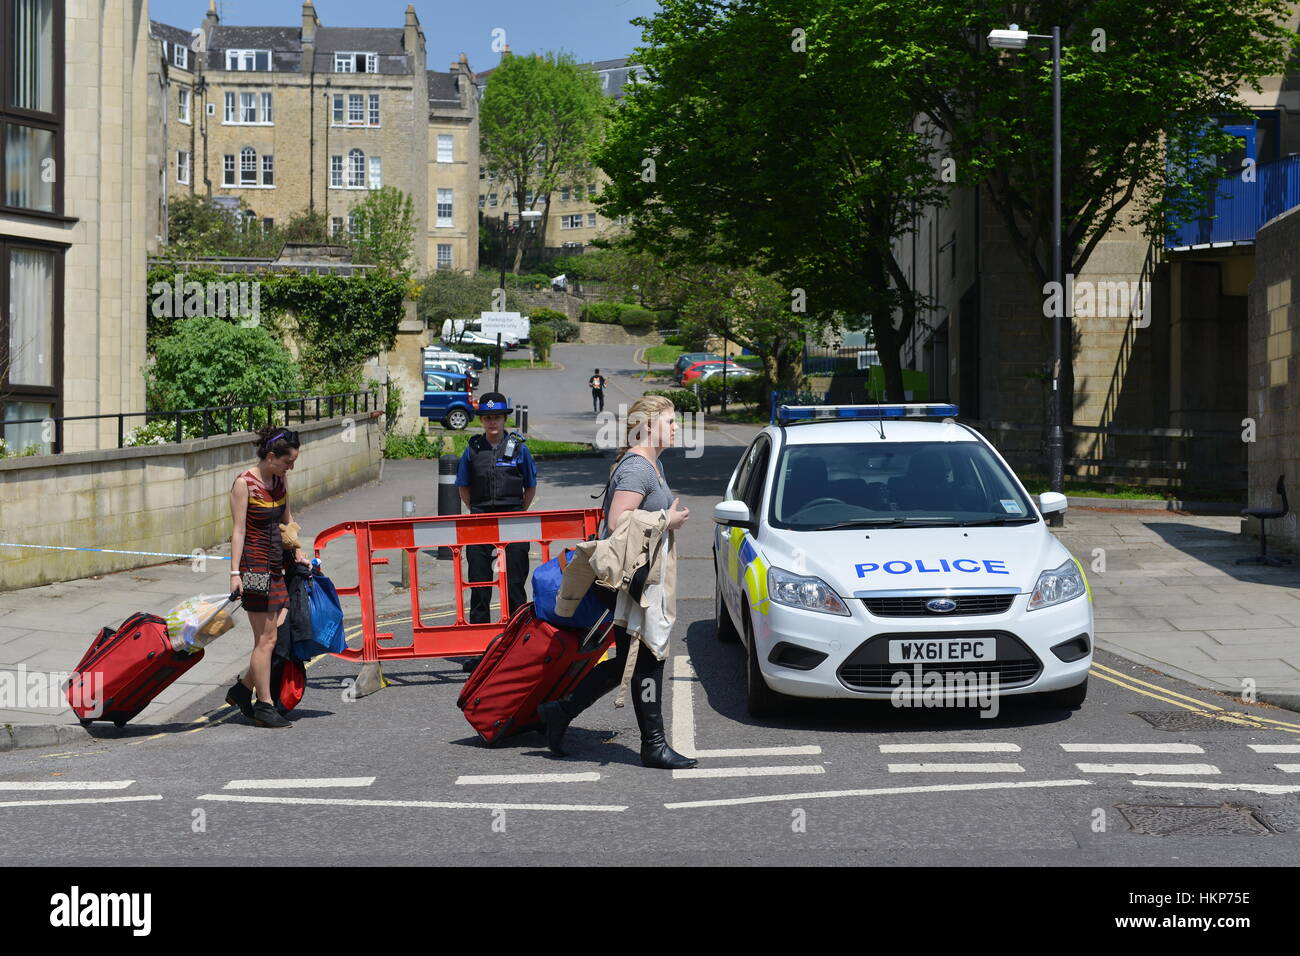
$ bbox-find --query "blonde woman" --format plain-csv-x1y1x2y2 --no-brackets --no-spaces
537,395,696,769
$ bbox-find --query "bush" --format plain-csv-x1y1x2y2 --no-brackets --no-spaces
123,418,199,446
529,307,568,324
645,388,700,413
619,307,656,330
549,318,580,342
581,302,622,323
384,429,445,459
530,325,555,362
146,316,301,413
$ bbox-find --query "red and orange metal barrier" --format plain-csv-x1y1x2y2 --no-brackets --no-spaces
313,508,602,663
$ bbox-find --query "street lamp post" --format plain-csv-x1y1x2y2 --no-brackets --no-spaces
989,23,1065,506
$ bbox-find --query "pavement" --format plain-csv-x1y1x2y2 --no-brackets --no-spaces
2,342,1297,750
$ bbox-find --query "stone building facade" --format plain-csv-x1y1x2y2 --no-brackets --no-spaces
1,0,150,456
427,56,480,274
147,0,432,273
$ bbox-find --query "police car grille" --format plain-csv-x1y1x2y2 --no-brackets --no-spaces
862,594,1016,616
839,659,1042,691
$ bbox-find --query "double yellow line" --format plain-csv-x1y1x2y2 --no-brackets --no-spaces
1091,661,1300,733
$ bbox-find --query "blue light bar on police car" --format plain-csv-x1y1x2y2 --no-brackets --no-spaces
776,403,960,424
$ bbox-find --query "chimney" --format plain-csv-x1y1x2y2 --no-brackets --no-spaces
404,4,423,57
301,0,318,45
204,0,218,33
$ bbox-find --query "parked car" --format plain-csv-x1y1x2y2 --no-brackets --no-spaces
424,344,485,371
674,352,724,383
683,361,747,384
447,329,520,349
421,370,476,430
698,365,758,382
425,359,479,389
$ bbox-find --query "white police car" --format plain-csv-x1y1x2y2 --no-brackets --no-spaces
713,404,1093,717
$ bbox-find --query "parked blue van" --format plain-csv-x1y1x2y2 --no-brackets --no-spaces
421,370,477,430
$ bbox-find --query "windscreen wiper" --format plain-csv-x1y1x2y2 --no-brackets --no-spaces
810,517,960,531
957,516,1039,526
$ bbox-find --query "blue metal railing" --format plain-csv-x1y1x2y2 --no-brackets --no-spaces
1166,154,1300,248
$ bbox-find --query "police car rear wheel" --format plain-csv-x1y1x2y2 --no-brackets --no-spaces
1035,677,1088,710
744,604,785,718
445,409,469,430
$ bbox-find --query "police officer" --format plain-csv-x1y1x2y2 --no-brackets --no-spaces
455,392,537,669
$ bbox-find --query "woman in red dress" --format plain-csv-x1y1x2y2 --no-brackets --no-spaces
226,426,310,728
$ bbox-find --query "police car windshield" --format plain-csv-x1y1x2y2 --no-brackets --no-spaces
770,440,1037,531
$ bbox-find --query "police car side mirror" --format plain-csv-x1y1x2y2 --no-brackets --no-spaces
714,499,756,532
1039,492,1067,515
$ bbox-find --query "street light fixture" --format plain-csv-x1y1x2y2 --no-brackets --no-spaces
988,22,1066,510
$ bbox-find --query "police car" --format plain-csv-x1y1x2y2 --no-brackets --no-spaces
713,404,1093,717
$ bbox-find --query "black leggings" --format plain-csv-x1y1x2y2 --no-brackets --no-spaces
568,621,663,715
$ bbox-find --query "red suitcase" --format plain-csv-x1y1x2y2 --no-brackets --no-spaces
458,602,615,746
66,612,205,728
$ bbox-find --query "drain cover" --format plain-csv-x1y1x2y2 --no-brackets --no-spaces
1133,711,1258,732
1117,804,1272,836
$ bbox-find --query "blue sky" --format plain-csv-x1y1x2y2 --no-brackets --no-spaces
148,0,663,70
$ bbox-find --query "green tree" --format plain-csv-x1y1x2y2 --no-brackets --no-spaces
479,51,609,273
416,270,523,332
145,315,300,411
347,187,417,277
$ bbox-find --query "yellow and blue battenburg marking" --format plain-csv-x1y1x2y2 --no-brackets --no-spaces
722,526,771,615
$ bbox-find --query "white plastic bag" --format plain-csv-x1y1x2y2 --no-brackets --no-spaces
165,594,239,653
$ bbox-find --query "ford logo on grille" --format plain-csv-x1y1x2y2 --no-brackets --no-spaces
925,598,958,613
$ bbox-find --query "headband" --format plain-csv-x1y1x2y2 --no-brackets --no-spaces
262,430,291,450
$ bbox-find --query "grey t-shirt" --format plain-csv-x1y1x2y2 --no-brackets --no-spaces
599,453,673,538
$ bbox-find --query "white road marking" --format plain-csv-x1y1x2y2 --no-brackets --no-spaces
671,765,825,780
198,794,626,811
888,763,1025,774
0,780,135,791
664,779,1093,809
1136,781,1300,796
880,743,1020,753
672,655,822,758
0,795,163,808
1272,764,1300,773
1249,744,1300,753
1060,743,1205,754
455,773,601,785
222,777,376,790
1075,763,1220,775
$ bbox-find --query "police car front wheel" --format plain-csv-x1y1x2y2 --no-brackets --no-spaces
744,604,787,718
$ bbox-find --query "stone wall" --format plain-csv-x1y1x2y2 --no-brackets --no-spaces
0,413,383,590
1245,205,1300,552
576,322,666,346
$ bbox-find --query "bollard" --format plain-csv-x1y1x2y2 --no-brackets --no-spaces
400,495,416,587
437,454,461,559
520,403,529,435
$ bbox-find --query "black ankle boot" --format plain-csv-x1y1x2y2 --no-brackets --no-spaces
253,701,292,728
537,698,577,756
225,678,254,720
632,659,697,770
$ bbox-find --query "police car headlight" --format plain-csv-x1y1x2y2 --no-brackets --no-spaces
767,567,850,616
1027,559,1086,610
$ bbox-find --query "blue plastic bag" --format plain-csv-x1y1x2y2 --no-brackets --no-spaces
294,569,346,660
532,549,606,630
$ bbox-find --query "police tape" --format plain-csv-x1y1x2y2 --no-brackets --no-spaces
0,542,231,560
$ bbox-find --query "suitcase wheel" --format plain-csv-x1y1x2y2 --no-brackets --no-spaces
78,718,92,728
112,719,126,728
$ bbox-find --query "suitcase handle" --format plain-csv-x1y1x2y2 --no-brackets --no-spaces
578,608,613,653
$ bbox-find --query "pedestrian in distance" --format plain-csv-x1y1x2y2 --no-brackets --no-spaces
588,368,607,414
226,426,312,728
537,394,697,770
456,392,538,671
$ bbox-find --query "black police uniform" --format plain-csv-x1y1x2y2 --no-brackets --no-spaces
464,430,531,624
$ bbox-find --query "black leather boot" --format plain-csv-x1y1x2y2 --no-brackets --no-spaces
536,697,578,756
225,677,254,720
632,658,697,770
252,700,292,728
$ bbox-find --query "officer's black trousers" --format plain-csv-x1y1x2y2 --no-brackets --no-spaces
466,540,530,624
